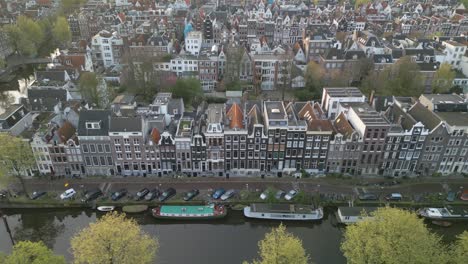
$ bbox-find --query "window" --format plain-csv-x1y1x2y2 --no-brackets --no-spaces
93,157,99,165
97,144,104,153
105,144,111,153
100,157,106,166
83,144,89,153
85,157,91,166
90,144,96,153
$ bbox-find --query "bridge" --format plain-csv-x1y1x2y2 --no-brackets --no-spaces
0,55,52,82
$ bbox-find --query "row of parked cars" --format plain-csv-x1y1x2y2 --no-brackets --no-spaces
259,189,298,201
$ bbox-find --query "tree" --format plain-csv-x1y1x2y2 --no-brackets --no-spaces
71,212,158,264
4,25,36,56
17,16,44,53
52,17,71,48
451,231,468,264
246,224,309,264
170,78,204,108
432,63,455,94
79,72,100,107
304,61,325,98
341,207,447,264
355,0,371,8
361,56,423,97
2,241,65,264
0,134,35,194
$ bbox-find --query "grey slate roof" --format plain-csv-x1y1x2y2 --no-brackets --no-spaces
77,110,111,136
28,88,67,112
408,102,441,130
109,116,142,132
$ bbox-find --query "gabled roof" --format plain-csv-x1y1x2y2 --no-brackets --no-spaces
77,110,111,136
226,103,244,129
333,112,354,139
407,102,441,130
57,121,76,144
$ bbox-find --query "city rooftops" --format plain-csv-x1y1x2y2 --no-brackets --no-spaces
264,101,286,120
420,94,465,105
347,102,389,126
177,118,193,137
435,112,468,127
109,116,142,133
323,87,364,98
206,104,224,124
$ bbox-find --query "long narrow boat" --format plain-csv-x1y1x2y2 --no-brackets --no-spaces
152,204,227,220
243,203,323,221
122,205,148,213
418,206,468,221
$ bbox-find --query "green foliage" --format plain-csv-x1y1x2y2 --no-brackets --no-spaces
225,79,243,91
79,72,100,107
170,78,204,107
2,241,65,264
60,0,87,15
247,224,309,264
0,134,35,193
451,231,468,263
361,56,424,97
341,207,447,264
354,0,371,8
52,17,71,47
71,212,158,264
432,63,455,94
206,96,228,104
4,24,36,57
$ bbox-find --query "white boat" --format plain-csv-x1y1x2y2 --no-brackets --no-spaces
97,206,115,212
418,206,468,221
336,207,378,224
244,203,323,221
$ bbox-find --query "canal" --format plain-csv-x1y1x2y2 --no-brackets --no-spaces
1,208,467,264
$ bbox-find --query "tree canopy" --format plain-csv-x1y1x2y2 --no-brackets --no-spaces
432,63,455,94
451,231,468,264
361,56,424,97
246,224,309,264
52,17,72,48
341,207,447,264
170,78,204,108
296,61,325,101
71,212,158,264
0,133,35,193
79,72,101,107
1,241,65,264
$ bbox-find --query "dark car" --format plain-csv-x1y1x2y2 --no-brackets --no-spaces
135,188,150,201
358,193,378,201
30,191,47,200
81,189,103,203
183,189,200,201
111,189,127,201
145,189,160,201
275,190,286,200
159,188,176,202
212,188,225,199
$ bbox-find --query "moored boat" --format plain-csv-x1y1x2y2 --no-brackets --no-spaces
152,204,227,220
122,205,149,213
243,203,323,221
97,206,115,212
418,206,468,221
336,207,378,224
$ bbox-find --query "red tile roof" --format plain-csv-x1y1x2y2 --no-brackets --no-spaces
151,128,160,144
227,103,244,129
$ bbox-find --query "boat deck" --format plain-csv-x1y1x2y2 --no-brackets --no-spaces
160,205,214,215
250,203,316,214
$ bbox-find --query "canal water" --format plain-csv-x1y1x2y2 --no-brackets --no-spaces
1,208,467,264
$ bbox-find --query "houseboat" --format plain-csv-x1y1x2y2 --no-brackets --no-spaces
418,206,468,221
336,207,378,224
152,204,227,220
243,204,323,221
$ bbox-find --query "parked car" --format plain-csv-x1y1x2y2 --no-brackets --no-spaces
82,189,103,203
145,189,160,201
135,188,150,201
183,189,200,201
285,190,298,201
260,190,270,200
460,190,468,201
359,193,378,201
212,188,225,199
275,190,286,200
60,188,76,200
385,193,403,201
0,190,7,199
221,189,236,201
159,188,176,202
111,189,127,201
30,191,47,200
446,191,456,202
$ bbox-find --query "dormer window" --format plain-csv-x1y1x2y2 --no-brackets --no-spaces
86,122,101,129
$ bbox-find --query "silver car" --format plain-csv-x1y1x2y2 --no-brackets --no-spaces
220,189,236,201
